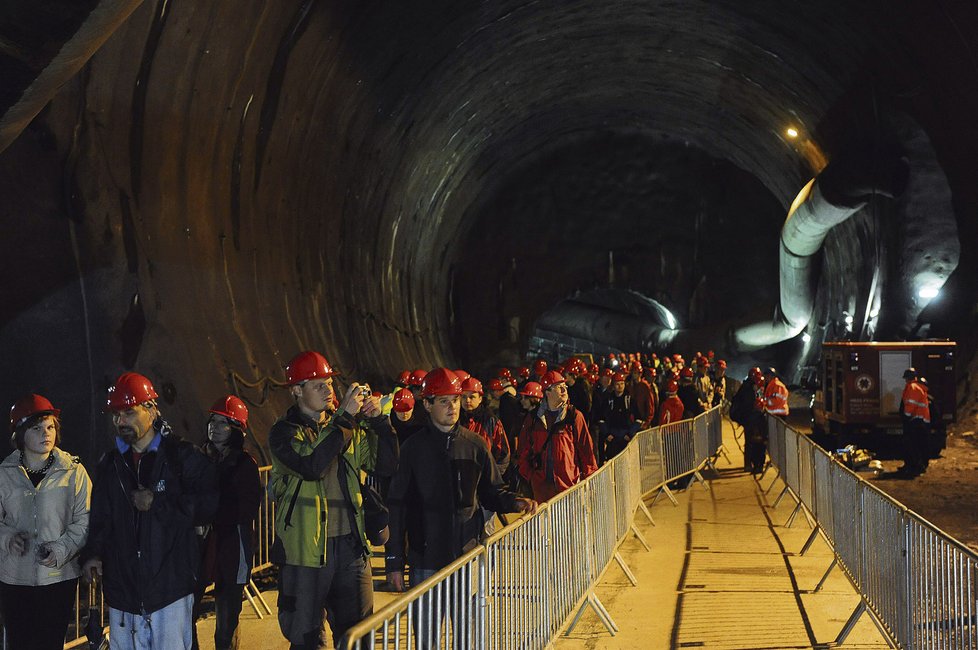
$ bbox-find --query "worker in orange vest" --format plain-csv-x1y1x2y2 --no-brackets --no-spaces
899,367,931,476
763,367,790,417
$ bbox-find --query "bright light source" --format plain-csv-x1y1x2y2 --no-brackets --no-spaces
869,306,880,319
844,314,854,326
918,285,940,299
802,332,811,343
786,127,799,138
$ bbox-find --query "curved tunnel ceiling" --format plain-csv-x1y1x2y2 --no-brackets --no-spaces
0,0,975,460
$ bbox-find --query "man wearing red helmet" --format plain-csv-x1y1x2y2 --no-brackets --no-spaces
80,372,218,649
195,396,262,650
694,357,715,413
517,370,598,502
627,362,655,429
711,360,728,408
658,381,685,425
269,351,398,649
677,367,702,418
565,361,592,422
459,378,511,474
598,372,635,461
385,368,536,600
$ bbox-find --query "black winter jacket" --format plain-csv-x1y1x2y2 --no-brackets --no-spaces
385,423,521,573
81,428,218,614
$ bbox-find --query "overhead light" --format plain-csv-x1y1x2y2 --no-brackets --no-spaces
869,305,880,319
802,332,811,343
918,285,940,299
786,127,799,139
844,314,854,326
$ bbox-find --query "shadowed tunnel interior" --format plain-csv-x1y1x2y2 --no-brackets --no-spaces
1,0,976,462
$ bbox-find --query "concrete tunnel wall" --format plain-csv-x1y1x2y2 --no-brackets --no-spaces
1,0,976,463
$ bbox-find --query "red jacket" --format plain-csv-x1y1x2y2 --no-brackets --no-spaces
658,395,684,425
764,378,789,416
461,409,511,471
901,381,930,423
518,405,597,502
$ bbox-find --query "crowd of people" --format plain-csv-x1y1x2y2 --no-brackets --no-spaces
0,347,758,650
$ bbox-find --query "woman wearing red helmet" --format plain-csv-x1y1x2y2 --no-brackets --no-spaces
0,394,92,650
195,396,261,650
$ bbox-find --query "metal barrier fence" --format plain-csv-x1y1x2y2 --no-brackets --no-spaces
765,416,978,649
340,406,724,649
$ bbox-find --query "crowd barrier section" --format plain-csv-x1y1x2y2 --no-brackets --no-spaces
340,406,724,650
764,416,978,649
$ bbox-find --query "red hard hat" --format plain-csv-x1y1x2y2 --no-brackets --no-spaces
397,370,411,385
517,367,530,379
392,388,415,413
539,370,566,391
717,360,727,369
589,372,599,383
708,350,715,359
753,374,765,386
421,368,463,398
600,368,614,377
209,395,249,429
454,369,472,382
497,368,513,380
589,363,599,373
667,381,679,393
749,366,763,380
488,378,504,392
286,351,335,385
608,353,616,359
10,394,60,433
681,367,694,379
408,369,428,387
647,367,658,378
613,372,627,382
107,372,159,411
672,354,683,363
519,382,544,399
629,361,642,372
460,377,484,395
533,360,548,376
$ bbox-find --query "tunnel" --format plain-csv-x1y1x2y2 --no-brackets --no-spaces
1,0,975,463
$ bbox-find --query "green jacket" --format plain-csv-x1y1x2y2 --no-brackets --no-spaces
268,405,397,567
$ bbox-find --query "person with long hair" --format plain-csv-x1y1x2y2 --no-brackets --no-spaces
0,394,92,649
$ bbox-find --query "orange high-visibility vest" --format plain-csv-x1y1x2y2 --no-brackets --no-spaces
901,381,931,423
764,378,789,416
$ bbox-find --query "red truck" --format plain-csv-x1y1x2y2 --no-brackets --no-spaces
814,341,956,455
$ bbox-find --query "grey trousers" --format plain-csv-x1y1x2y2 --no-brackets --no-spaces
277,534,373,649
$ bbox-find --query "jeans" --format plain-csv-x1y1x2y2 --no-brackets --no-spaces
277,534,373,649
109,593,194,650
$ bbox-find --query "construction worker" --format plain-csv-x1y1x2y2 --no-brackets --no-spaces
899,367,930,476
658,381,685,425
529,359,548,385
763,367,790,417
268,351,398,649
565,360,592,420
81,372,217,649
711,360,728,408
677,367,702,418
517,370,598,502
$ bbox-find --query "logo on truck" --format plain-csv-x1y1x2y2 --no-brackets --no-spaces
855,374,874,394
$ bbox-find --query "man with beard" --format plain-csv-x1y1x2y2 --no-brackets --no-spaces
81,372,218,649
